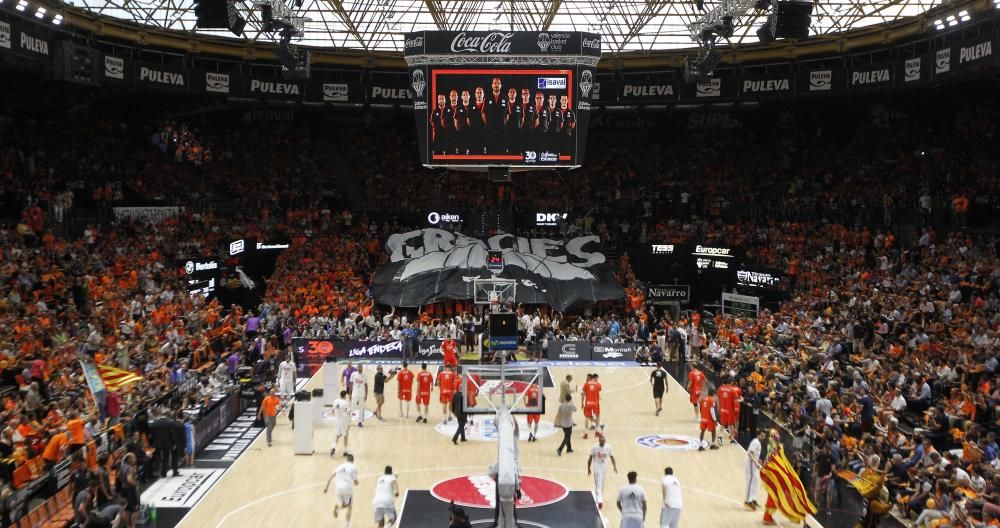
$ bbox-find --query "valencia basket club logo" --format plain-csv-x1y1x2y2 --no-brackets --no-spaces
579,70,594,98
431,475,568,508
411,69,426,98
636,434,702,451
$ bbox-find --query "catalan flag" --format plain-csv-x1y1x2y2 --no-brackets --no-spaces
760,445,818,524
97,364,143,392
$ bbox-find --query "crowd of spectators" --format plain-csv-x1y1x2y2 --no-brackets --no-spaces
0,84,996,527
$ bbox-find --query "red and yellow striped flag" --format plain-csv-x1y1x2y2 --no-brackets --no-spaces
760,446,818,524
97,364,143,392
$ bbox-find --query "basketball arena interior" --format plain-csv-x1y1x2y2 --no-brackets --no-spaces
2,0,1000,527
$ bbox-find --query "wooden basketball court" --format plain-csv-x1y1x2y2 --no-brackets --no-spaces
178,363,823,528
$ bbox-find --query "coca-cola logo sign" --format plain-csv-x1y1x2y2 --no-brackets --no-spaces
405,36,424,48
450,32,514,53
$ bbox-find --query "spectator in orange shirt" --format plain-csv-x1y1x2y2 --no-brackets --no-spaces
42,430,68,470
66,412,88,453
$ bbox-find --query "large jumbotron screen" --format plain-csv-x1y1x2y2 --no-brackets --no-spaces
424,67,579,167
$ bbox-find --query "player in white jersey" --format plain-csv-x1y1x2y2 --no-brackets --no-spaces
277,355,296,402
744,430,765,510
330,391,351,457
586,435,618,510
324,454,359,526
660,467,683,528
616,471,647,528
372,465,400,527
350,365,368,427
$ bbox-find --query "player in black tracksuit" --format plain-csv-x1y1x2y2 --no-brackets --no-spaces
521,89,535,154
469,87,488,155
560,95,576,154
430,94,447,155
533,92,548,149
456,90,471,155
484,77,507,154
549,95,563,147
444,90,460,154
504,88,522,154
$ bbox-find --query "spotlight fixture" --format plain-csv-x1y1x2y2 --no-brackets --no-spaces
16,0,28,12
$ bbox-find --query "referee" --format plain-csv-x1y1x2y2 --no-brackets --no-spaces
373,366,388,421
650,363,668,416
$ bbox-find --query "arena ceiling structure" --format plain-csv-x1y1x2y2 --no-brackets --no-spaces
72,0,943,54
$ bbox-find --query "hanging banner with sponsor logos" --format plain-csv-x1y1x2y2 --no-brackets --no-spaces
305,80,363,103
953,34,998,72
849,63,893,91
796,67,845,95
682,76,738,99
403,31,601,58
740,73,794,97
101,54,131,83
372,229,624,311
646,284,691,304
135,62,190,92
12,22,50,60
616,78,680,103
369,74,413,104
245,77,303,100
896,56,928,86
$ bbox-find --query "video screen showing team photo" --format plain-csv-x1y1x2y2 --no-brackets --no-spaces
427,68,577,166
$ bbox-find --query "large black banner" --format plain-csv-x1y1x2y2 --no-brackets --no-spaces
371,229,624,311
403,31,602,57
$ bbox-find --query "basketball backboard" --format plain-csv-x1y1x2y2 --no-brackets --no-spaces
461,365,544,415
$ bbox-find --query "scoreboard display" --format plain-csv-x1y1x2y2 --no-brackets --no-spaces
424,67,580,167
405,31,600,171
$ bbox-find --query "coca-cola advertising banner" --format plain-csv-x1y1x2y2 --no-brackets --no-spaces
403,31,602,57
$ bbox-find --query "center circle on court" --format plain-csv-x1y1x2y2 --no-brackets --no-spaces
635,434,703,451
431,475,568,509
435,416,556,442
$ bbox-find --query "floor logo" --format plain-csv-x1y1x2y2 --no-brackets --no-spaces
431,475,568,508
139,469,223,508
435,416,556,442
636,434,702,451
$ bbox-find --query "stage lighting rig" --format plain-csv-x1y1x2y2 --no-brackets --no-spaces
685,0,767,81
254,0,310,79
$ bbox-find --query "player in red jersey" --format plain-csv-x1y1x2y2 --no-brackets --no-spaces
698,388,720,451
395,362,414,418
687,366,706,421
442,338,459,368
581,373,602,439
415,363,434,423
437,366,456,423
716,379,743,444
525,383,542,442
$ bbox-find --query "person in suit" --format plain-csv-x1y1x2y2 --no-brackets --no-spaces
451,390,467,444
556,394,576,456
150,413,178,478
